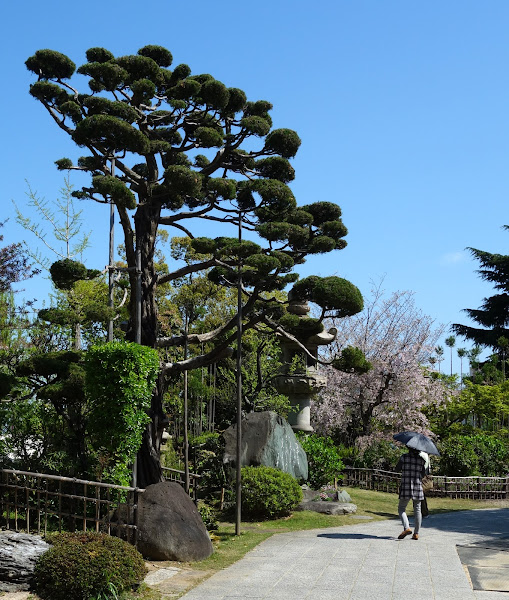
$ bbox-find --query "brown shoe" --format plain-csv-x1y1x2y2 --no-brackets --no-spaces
398,529,412,539
412,533,419,540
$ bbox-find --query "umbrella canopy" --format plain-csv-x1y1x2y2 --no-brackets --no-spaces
393,431,440,456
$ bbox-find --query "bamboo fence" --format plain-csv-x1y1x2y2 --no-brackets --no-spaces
0,469,141,543
341,467,509,500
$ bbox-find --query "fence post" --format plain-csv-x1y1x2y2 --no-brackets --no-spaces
134,488,139,548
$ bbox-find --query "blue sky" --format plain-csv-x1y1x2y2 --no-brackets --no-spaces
2,1,509,375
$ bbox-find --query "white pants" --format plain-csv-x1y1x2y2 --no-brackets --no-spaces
398,498,422,534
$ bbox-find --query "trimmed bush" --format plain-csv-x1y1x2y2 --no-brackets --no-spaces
34,532,147,600
241,465,302,519
298,434,344,489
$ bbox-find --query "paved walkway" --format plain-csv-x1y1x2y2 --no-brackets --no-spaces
180,508,509,600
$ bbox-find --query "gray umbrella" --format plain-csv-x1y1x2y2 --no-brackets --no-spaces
393,431,440,456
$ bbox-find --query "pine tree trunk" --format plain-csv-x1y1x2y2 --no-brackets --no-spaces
130,204,167,488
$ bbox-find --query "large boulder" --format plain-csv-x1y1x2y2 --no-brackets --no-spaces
136,481,213,561
223,411,308,480
0,532,49,592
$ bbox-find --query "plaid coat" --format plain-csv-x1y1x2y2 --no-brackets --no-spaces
396,452,425,500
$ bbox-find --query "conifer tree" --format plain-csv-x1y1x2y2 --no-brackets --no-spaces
26,46,363,486
453,230,509,350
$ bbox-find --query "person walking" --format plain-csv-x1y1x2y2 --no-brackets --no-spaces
395,447,425,540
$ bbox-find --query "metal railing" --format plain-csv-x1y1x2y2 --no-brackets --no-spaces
0,469,142,544
341,467,509,500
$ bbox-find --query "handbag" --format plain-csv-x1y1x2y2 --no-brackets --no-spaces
422,474,433,493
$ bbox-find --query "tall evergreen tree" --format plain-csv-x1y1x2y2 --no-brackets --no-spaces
453,231,509,349
26,46,363,486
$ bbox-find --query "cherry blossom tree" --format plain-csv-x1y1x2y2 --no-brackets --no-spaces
312,283,449,448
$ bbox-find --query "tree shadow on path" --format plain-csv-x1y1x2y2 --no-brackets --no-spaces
424,508,509,540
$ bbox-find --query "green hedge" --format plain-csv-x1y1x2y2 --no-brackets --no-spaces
241,465,303,519
34,532,147,600
438,433,509,476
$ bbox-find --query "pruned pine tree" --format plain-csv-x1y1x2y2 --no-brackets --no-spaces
26,46,363,486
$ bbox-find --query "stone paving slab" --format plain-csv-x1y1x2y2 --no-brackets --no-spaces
180,508,509,600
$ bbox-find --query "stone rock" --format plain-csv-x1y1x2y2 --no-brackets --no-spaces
336,490,352,503
0,532,49,592
296,501,357,515
223,411,308,480
301,487,352,503
136,481,213,562
298,487,356,515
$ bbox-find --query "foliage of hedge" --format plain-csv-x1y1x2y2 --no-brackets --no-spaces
438,433,509,476
241,465,302,519
34,532,147,600
298,434,344,489
85,341,160,485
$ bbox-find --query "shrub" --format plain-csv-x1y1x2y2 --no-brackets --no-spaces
189,432,227,497
438,433,509,476
197,500,219,531
160,438,183,471
34,532,147,600
354,440,404,471
298,434,344,489
240,465,302,519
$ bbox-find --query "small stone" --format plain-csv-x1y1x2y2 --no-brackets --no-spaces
144,567,180,585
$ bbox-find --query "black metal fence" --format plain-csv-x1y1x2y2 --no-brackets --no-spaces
341,467,509,500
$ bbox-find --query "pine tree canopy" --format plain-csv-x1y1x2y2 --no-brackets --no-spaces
26,44,358,350
452,239,509,349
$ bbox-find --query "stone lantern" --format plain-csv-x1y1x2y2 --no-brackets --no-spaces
274,295,337,432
